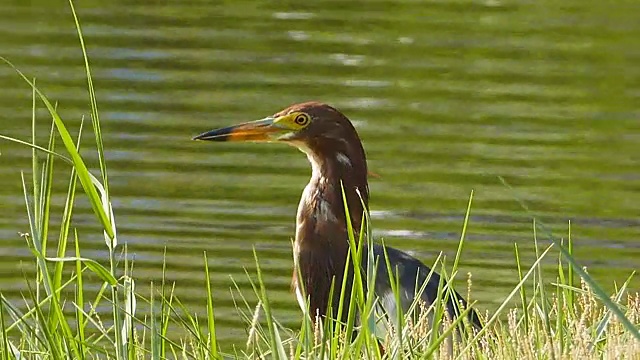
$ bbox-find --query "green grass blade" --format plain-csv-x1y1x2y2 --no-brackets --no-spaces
74,230,86,360
594,271,635,344
203,252,219,357
31,79,41,246
499,176,640,342
68,0,108,189
39,120,56,259
339,182,368,357
532,220,556,360
0,134,71,164
380,242,404,346
514,244,529,332
23,279,64,359
252,249,286,360
0,296,11,360
160,251,171,359
1,57,114,240
21,173,53,297
150,282,160,360
54,118,82,296
567,220,575,310
45,257,117,286
453,190,473,271
122,276,136,357
457,243,554,359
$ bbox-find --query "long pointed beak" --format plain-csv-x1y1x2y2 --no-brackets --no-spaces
192,117,283,142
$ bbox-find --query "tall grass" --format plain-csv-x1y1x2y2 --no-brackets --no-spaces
0,1,639,359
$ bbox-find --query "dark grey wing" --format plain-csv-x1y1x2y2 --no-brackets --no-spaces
363,244,482,330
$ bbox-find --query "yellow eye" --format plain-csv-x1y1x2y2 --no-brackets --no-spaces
294,113,310,126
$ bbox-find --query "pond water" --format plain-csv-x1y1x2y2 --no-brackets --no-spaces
0,0,638,346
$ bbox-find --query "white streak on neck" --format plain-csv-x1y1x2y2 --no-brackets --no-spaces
318,199,338,223
336,152,352,167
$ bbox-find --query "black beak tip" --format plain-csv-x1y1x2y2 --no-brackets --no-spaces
192,129,228,142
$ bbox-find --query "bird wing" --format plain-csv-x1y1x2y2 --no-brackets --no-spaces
362,244,482,335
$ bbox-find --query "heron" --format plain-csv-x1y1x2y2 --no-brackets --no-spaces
193,101,482,337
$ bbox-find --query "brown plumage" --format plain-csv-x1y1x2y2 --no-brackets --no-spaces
193,102,482,332
275,102,368,318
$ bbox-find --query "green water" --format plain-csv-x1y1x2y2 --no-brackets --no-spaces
0,0,638,345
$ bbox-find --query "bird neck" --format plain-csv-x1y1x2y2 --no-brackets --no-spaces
298,140,370,246
292,139,369,318
305,151,369,229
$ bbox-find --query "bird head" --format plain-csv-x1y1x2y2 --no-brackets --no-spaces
192,102,360,151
